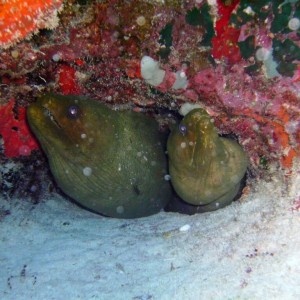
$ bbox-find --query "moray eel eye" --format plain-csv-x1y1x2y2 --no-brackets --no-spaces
179,124,187,135
67,105,81,119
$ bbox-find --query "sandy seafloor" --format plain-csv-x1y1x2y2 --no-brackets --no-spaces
0,171,299,300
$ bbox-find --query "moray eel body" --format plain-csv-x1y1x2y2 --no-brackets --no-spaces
27,94,171,218
167,108,247,212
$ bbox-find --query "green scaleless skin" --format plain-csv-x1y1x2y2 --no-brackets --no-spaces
167,108,247,212
27,94,172,218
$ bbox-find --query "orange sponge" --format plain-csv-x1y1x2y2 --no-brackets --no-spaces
0,0,63,49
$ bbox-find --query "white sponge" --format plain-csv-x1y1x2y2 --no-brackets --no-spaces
141,56,165,86
179,103,201,116
172,70,188,90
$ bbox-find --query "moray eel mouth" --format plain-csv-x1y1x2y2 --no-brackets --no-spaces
28,94,80,131
27,98,59,155
41,106,62,129
27,94,70,150
27,94,111,159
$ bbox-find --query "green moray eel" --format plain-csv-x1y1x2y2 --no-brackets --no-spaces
27,94,172,218
167,108,247,212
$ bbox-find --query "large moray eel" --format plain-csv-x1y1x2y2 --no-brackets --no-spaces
27,94,172,218
166,108,247,213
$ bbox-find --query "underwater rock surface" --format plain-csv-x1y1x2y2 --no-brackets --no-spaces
167,108,247,212
27,94,171,218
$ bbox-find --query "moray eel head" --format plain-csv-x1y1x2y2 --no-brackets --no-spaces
167,108,247,210
167,108,221,168
27,94,113,158
27,94,171,218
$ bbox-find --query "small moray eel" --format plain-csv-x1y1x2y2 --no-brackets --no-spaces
167,108,247,212
27,94,172,218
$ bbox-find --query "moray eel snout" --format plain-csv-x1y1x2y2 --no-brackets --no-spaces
167,108,248,212
27,94,172,218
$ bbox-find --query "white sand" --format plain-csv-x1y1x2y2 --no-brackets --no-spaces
0,171,299,300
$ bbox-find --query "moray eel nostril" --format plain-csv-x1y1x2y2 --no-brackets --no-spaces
166,108,248,213
27,93,172,219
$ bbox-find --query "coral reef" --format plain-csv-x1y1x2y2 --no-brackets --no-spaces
0,0,299,202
